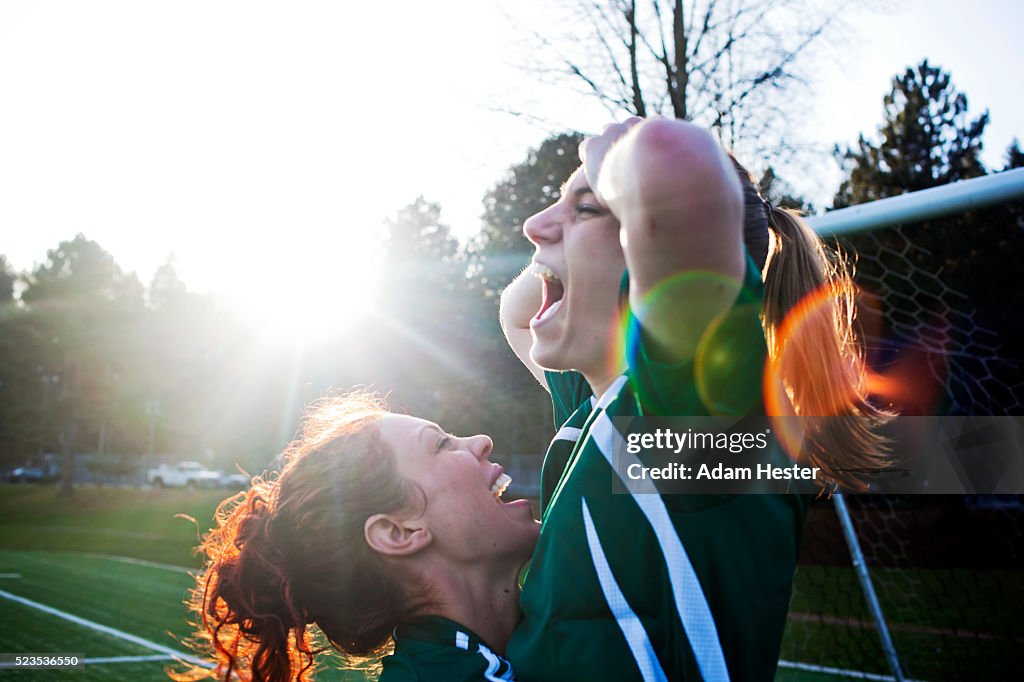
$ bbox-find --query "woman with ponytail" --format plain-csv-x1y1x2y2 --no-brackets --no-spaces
175,392,538,681
499,117,891,680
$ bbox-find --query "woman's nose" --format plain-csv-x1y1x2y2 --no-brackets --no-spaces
523,203,561,245
469,434,493,461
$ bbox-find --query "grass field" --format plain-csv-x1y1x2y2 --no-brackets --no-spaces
0,485,226,568
783,563,1024,680
2,484,1020,680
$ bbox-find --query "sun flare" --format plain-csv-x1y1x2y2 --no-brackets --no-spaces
216,232,382,345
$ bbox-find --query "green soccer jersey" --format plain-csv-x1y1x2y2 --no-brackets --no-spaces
506,253,808,681
379,615,516,682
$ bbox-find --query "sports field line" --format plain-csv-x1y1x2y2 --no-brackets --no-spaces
84,654,175,664
73,551,193,574
9,549,192,573
778,659,926,682
0,588,212,669
788,610,1024,643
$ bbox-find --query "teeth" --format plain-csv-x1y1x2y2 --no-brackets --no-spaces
490,473,512,498
532,263,561,282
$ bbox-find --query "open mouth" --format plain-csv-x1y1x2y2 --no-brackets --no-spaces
491,472,512,500
533,263,565,323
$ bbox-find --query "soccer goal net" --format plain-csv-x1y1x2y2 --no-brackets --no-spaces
778,168,1024,681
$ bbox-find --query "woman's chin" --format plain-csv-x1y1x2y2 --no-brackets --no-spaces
529,342,566,373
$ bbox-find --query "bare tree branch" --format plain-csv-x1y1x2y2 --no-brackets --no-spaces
645,0,682,117
515,0,855,161
589,1,633,98
672,0,688,118
684,0,714,74
691,1,768,79
729,15,833,112
626,0,648,115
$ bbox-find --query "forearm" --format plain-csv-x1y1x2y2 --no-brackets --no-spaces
597,118,745,361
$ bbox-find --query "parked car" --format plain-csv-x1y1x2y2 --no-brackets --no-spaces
6,466,46,484
220,472,251,490
147,461,221,489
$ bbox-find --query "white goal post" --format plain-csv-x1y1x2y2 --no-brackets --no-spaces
808,167,1024,237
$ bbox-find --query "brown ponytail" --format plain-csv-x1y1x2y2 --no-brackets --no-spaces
761,206,893,491
731,157,893,491
173,393,429,681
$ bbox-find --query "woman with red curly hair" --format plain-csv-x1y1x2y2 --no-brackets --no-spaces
175,392,539,681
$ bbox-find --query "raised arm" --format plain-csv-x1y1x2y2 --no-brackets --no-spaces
584,117,746,363
499,267,548,389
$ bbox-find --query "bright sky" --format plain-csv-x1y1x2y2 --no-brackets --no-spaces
1,0,1020,325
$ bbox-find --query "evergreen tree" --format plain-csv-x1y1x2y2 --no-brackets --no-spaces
148,256,188,310
757,167,815,214
20,235,145,494
834,60,989,208
381,197,460,271
0,255,15,306
832,61,1023,414
1005,139,1024,171
374,198,484,428
0,254,51,467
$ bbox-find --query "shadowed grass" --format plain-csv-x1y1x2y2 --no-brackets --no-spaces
0,484,231,567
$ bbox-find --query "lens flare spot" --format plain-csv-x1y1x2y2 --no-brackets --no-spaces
694,303,765,416
865,343,948,415
623,270,762,415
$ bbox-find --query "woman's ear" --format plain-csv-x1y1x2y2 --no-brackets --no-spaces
364,513,432,557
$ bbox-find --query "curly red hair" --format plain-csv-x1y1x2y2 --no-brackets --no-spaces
172,392,428,681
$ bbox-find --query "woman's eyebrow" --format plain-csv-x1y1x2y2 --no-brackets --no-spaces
416,423,442,444
558,177,595,199
560,174,595,197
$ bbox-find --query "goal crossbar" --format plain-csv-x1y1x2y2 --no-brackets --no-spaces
808,167,1024,237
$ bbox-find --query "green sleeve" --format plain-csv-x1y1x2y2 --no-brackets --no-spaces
625,249,767,417
378,657,419,681
544,369,593,426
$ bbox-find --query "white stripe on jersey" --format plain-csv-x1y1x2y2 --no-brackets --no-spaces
553,425,583,442
477,643,516,681
582,497,668,682
455,630,470,650
589,399,731,682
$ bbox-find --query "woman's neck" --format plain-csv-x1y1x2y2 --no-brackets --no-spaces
583,347,625,400
585,371,620,401
420,559,524,655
